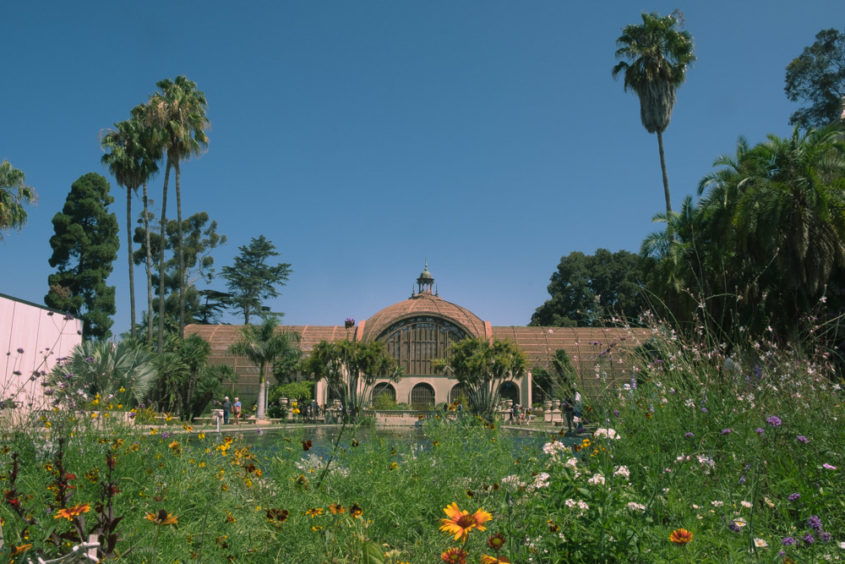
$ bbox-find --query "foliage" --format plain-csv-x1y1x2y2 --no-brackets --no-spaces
531,249,648,327
435,338,526,421
228,318,300,419
642,126,845,345
133,210,226,329
613,11,695,215
271,381,314,404
45,173,119,341
0,160,37,240
533,349,578,402
46,339,156,408
304,340,401,420
221,235,292,324
785,28,845,129
147,334,234,420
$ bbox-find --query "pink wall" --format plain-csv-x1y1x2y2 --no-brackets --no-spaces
1,294,82,412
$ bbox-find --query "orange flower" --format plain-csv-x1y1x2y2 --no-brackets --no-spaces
487,532,506,551
439,502,492,542
350,503,363,519
329,503,346,515
10,543,33,556
54,503,91,520
669,528,693,544
145,509,178,525
481,556,511,564
441,547,468,563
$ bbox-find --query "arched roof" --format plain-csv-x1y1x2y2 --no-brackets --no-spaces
359,292,489,342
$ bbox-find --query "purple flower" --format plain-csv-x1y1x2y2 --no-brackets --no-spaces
684,432,694,438
755,427,764,435
344,317,355,329
803,534,815,546
721,428,732,435
613,410,620,417
808,516,822,532
128,412,136,418
84,356,95,363
161,431,170,439
782,537,796,546
728,520,741,533
796,435,809,443
822,463,837,470
766,415,782,427
788,493,800,501
821,532,832,542
738,475,747,484
701,407,708,413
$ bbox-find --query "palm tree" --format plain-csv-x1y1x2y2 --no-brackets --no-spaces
229,318,300,420
146,76,209,348
613,12,695,216
101,116,159,339
0,160,36,239
731,127,845,315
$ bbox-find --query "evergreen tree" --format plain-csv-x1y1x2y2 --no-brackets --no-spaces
45,173,119,340
221,235,292,324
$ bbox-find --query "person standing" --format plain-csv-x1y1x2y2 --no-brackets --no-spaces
222,396,231,425
233,397,242,425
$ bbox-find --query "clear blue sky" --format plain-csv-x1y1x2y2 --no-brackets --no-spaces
2,1,842,334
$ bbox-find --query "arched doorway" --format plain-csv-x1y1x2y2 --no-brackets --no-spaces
371,382,396,407
499,381,520,404
410,383,435,409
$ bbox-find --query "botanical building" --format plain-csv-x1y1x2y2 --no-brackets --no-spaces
186,266,643,409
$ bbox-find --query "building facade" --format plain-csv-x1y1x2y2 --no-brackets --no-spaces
186,266,645,409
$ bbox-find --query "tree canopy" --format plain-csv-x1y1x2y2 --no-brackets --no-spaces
785,28,845,129
531,249,647,327
221,235,292,324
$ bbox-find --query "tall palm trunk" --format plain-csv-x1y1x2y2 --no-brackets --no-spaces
257,363,266,420
657,130,672,216
143,181,154,346
175,160,185,338
126,186,136,339
158,159,171,353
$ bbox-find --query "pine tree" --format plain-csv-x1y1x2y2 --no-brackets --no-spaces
45,173,119,340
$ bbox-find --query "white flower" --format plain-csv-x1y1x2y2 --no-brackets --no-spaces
564,457,579,469
626,502,646,511
593,428,620,440
531,472,551,489
543,440,569,460
684,399,695,408
741,501,752,509
613,465,630,479
501,475,526,490
696,455,715,468
587,473,605,486
734,517,747,528
711,500,724,507
754,538,768,548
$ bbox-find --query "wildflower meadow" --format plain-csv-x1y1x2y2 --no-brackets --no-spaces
1,323,843,563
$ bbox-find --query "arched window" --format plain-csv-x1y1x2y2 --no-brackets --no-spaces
410,383,435,408
499,381,520,404
449,383,468,404
371,382,396,405
377,316,468,376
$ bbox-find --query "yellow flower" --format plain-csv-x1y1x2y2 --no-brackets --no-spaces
305,507,324,518
197,433,206,439
145,509,178,525
441,547,468,563
119,387,126,393
54,503,91,521
439,502,492,542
